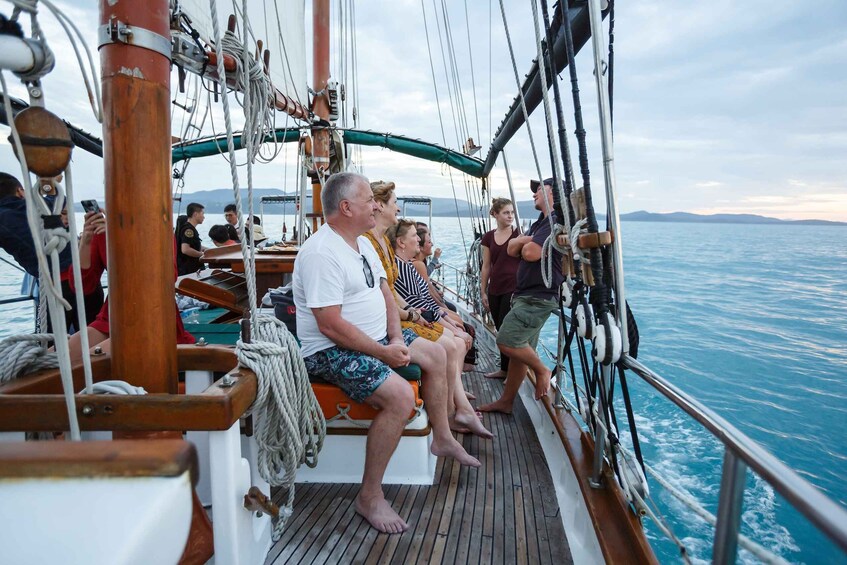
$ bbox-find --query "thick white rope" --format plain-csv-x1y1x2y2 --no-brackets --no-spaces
237,315,325,541
0,334,58,383
62,166,94,392
2,69,79,439
209,1,326,540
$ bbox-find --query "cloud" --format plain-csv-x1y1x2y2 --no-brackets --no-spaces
1,0,844,221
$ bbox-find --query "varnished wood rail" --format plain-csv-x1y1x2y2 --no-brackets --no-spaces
0,345,256,433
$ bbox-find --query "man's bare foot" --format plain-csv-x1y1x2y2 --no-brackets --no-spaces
452,410,493,439
355,494,409,534
484,369,507,379
478,398,514,414
534,367,552,400
431,436,481,467
464,389,476,400
463,363,475,372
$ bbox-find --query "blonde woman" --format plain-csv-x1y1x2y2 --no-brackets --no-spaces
367,182,491,439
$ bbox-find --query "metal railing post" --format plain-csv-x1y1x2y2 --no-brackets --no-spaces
589,363,612,488
713,449,748,564
553,312,566,408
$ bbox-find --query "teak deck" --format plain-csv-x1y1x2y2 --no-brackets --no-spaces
267,347,572,564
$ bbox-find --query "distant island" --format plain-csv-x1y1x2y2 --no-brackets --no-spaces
74,188,846,227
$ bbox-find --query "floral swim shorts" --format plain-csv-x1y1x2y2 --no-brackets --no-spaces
303,328,419,402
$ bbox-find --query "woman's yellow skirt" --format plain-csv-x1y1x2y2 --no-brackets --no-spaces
401,320,444,342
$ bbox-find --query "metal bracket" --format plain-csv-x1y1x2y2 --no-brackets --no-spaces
98,17,172,61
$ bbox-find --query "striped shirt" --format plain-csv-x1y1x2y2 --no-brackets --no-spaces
395,258,442,313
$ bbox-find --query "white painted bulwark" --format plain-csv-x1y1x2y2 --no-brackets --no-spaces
0,473,193,564
296,410,437,485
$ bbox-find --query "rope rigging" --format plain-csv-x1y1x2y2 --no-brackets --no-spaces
208,0,326,538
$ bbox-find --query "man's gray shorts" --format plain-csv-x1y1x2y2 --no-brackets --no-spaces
496,295,558,350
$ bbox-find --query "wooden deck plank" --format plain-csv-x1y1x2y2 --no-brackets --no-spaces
349,484,401,564
429,449,463,563
387,457,444,565
310,489,361,564
363,484,414,564
446,429,480,564
368,485,421,564
413,456,455,564
274,483,345,563
268,342,575,565
511,401,540,565
512,403,553,564
293,483,358,565
265,484,328,564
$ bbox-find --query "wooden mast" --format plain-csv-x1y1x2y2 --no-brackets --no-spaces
99,0,177,392
310,0,331,232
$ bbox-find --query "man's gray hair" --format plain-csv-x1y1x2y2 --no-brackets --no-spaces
321,172,369,216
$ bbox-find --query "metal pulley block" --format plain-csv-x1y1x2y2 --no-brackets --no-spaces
592,312,622,366
575,300,594,339
9,106,73,177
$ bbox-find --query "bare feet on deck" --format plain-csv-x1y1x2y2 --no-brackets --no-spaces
484,369,507,379
431,436,481,467
477,398,514,415
355,494,409,534
450,411,494,439
534,367,552,400
462,363,475,372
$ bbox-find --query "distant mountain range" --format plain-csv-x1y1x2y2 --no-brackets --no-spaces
75,188,846,226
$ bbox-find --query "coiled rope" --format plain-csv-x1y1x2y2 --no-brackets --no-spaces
209,0,326,539
0,334,58,384
237,316,325,540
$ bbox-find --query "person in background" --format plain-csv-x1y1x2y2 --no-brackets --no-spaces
249,215,266,241
0,172,71,278
479,179,564,414
415,221,441,275
72,208,107,323
208,224,238,247
68,212,195,364
224,203,239,227
176,202,206,275
390,220,473,351
412,225,477,369
480,198,520,379
293,172,480,534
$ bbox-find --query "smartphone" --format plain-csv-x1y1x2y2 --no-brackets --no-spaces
81,199,100,214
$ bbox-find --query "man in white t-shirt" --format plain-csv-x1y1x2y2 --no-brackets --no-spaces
293,172,480,535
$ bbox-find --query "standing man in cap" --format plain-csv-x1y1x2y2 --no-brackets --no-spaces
479,178,564,414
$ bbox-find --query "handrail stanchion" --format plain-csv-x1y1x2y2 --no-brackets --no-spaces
713,449,747,564
553,313,566,408
589,363,612,488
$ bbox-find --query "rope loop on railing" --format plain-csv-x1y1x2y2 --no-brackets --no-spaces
236,315,326,541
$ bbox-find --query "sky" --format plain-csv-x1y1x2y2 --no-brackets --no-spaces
1,0,845,221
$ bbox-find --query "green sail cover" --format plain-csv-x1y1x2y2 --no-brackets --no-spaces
172,128,484,178
342,130,484,178
171,129,301,162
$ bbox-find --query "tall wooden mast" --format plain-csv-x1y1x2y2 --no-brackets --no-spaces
99,0,177,392
310,0,330,231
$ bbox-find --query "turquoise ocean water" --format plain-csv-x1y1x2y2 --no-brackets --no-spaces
1,214,845,563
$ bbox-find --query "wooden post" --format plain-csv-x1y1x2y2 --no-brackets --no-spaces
99,0,177,392
311,0,331,232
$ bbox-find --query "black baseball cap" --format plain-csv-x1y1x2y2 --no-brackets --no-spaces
530,177,554,193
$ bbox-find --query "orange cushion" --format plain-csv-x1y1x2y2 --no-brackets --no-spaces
311,381,422,421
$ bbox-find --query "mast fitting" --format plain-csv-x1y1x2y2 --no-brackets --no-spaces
98,17,172,61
